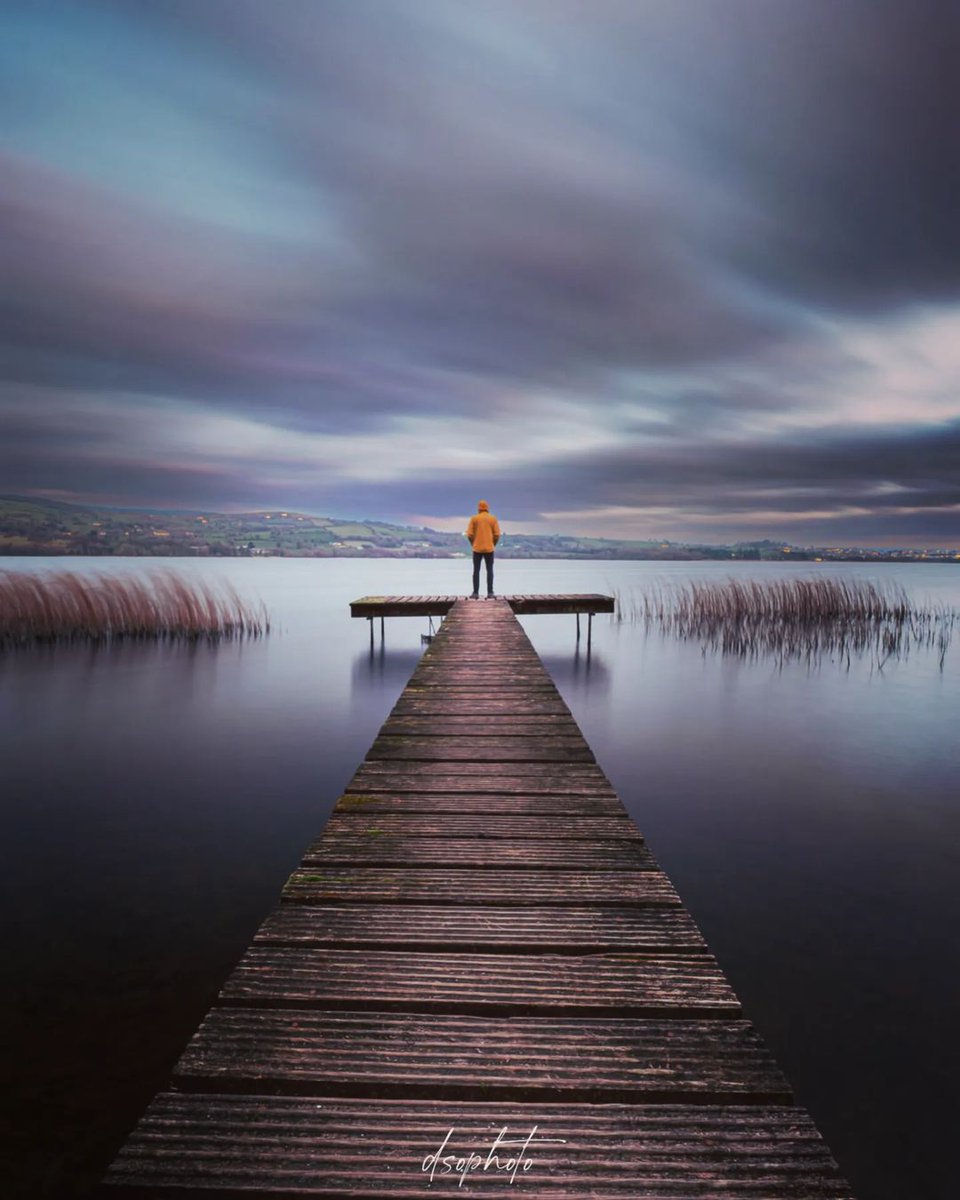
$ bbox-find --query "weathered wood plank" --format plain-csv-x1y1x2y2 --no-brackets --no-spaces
323,814,643,840
102,1095,853,1199
254,904,704,952
409,677,554,684
411,666,549,677
348,769,616,797
367,737,594,762
406,648,544,658
350,596,456,617
413,673,553,682
282,868,681,906
218,948,740,1016
300,835,655,870
409,672,558,682
400,687,564,700
333,793,630,816
380,716,583,736
419,648,543,659
356,761,609,777
372,724,588,744
390,700,574,716
174,1010,790,1103
347,774,618,797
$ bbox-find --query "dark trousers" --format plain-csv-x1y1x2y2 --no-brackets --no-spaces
472,551,494,596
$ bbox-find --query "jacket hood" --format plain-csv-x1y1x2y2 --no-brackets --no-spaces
477,500,489,511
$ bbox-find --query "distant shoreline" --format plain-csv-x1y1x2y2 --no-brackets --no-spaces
2,547,958,564
1,496,957,563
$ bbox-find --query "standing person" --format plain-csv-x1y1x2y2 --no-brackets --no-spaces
465,499,501,598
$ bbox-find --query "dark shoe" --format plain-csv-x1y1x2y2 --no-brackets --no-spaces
470,593,479,599
487,593,495,599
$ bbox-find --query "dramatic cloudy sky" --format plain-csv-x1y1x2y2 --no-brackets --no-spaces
3,1,959,544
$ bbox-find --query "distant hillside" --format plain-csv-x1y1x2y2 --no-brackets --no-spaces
0,496,955,563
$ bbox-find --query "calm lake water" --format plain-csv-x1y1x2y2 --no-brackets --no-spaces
2,556,958,1199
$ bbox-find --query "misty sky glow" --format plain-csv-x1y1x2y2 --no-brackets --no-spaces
3,1,959,545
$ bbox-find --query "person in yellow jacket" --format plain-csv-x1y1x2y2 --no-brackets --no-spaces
465,499,501,598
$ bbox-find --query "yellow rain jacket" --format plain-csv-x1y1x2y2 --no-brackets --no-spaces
466,501,501,553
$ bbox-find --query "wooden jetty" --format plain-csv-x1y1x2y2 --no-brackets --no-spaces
351,593,614,648
350,594,615,618
101,598,853,1197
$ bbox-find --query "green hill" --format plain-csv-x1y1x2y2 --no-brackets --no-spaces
0,496,953,562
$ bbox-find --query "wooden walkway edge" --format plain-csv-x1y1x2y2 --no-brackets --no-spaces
100,598,854,1197
350,594,616,618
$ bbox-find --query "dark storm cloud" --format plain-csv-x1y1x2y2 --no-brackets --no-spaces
122,0,792,373
0,154,445,429
156,0,960,314
350,418,960,541
3,1,959,543
519,419,960,520
684,2,960,310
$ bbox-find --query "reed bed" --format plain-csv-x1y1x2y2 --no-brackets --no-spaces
0,569,269,649
617,576,955,668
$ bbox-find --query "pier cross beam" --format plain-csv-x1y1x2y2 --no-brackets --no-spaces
101,597,853,1197
351,593,615,646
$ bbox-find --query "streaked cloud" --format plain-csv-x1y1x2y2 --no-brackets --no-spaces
2,0,958,544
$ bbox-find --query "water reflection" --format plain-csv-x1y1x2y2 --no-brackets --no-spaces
3,638,239,762
351,644,422,696
3,557,960,1200
541,647,610,694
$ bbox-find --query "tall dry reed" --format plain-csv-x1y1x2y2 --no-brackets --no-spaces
0,569,269,649
616,576,955,668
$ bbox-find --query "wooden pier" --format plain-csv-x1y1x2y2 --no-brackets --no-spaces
349,594,615,618
351,593,614,648
101,598,852,1197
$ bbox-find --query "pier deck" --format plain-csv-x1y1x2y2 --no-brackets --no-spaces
101,598,852,1197
350,593,615,618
